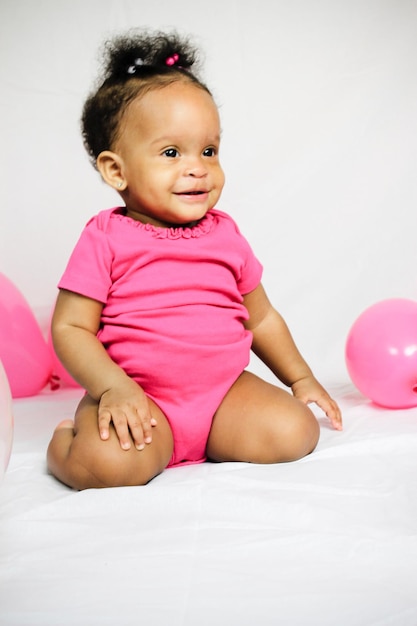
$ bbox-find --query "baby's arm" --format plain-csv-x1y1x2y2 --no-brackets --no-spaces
243,284,342,430
52,289,156,450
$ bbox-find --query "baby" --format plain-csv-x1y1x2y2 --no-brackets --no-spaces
47,30,342,490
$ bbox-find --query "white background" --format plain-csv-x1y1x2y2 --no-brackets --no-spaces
1,0,416,384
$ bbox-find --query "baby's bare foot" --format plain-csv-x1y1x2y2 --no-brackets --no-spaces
54,419,74,432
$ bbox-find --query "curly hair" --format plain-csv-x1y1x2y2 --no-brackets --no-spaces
81,29,211,167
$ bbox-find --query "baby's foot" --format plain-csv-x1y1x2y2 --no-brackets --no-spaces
54,419,74,432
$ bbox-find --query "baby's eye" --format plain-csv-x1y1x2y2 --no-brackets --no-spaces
203,147,217,157
163,148,179,158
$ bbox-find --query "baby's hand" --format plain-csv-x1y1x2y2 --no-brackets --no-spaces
291,376,343,431
98,380,157,451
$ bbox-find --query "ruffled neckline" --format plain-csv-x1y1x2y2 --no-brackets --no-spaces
112,209,216,239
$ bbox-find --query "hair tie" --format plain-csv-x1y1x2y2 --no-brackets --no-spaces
165,53,179,67
127,58,145,74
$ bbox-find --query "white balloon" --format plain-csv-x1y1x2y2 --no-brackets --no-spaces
0,359,13,481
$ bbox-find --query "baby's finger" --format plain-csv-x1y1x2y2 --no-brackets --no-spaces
128,410,155,451
109,410,133,450
98,409,112,441
330,407,343,431
318,398,343,431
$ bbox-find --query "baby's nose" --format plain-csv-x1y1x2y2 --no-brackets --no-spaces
184,157,207,177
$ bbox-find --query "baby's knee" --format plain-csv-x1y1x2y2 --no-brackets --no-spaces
256,401,319,464
277,403,320,462
72,440,161,490
47,423,154,490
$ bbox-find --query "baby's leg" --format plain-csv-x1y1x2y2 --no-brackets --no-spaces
47,394,174,490
206,371,319,463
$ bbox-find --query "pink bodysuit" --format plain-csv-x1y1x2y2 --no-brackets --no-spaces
58,207,263,466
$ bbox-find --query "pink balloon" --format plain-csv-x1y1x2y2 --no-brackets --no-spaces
0,273,52,397
0,359,13,480
345,299,417,408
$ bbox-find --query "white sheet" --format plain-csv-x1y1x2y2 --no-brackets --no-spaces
1,384,417,625
1,0,417,386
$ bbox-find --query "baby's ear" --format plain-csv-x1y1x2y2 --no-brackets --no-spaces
96,151,126,191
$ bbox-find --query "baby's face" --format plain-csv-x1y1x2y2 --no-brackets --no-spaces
113,81,225,227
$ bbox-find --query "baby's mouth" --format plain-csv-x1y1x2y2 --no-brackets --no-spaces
178,190,206,195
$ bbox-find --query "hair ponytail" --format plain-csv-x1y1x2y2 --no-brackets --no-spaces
81,29,210,167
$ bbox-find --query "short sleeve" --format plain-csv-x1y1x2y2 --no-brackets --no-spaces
58,214,113,304
216,210,263,295
237,245,263,295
